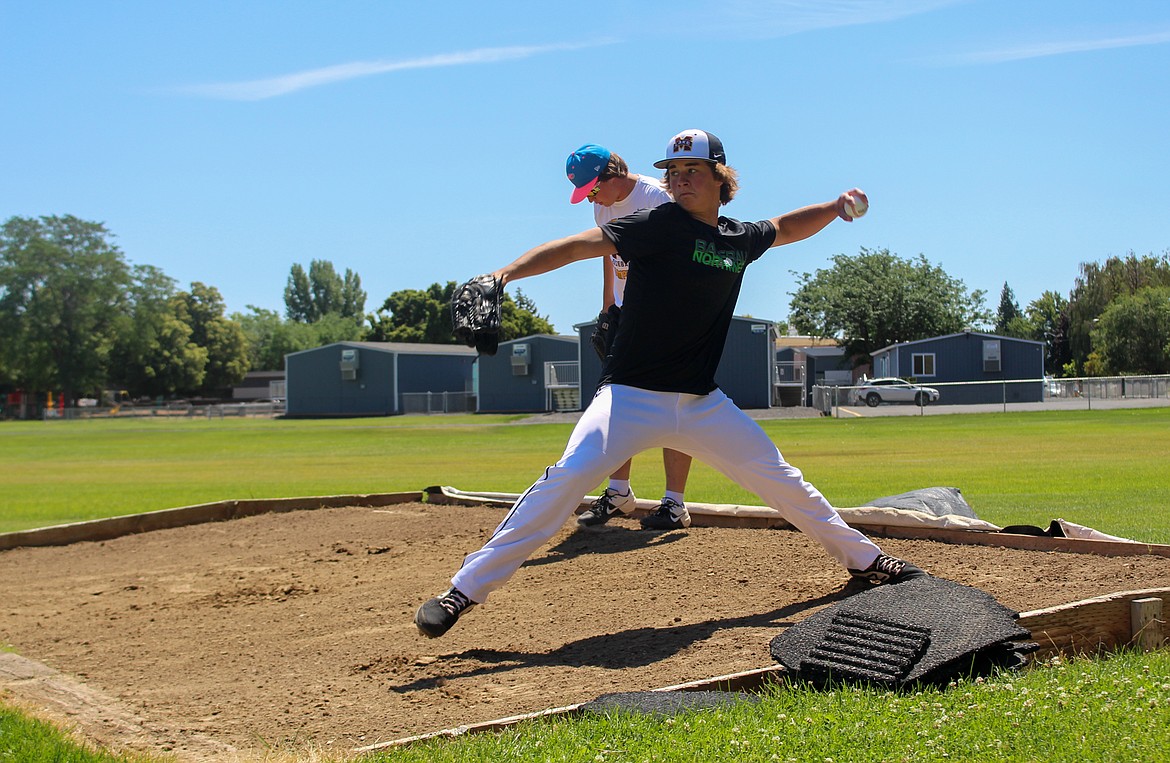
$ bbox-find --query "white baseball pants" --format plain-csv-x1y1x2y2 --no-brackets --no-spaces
450,384,882,603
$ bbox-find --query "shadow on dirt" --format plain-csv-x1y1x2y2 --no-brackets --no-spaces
521,525,689,566
388,588,853,693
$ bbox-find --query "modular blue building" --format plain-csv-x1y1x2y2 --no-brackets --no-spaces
477,335,581,413
869,331,1045,404
285,341,477,417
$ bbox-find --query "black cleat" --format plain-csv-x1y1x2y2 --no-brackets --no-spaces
577,489,636,529
639,498,691,531
415,588,476,638
848,554,928,586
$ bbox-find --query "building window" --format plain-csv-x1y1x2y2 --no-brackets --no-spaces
912,353,936,377
983,340,1001,372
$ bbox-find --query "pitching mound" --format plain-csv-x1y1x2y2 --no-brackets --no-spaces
2,501,1168,761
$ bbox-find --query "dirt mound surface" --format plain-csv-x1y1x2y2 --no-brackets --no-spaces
2,502,1168,761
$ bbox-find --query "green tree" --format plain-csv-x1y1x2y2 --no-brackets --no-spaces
1000,314,1033,340
236,307,364,371
1024,290,1070,375
178,283,248,394
1090,286,1170,375
237,307,315,371
284,263,314,322
107,265,206,396
283,260,366,323
995,282,1022,335
340,268,367,320
503,290,556,339
0,215,131,402
788,247,989,366
310,311,366,344
306,260,342,321
367,283,454,343
366,282,555,343
1066,251,1170,371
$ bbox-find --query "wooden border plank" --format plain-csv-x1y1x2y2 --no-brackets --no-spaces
1017,587,1170,658
0,492,423,551
858,523,1170,558
430,486,1170,559
354,666,793,753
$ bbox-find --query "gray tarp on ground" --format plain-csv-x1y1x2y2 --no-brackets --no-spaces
866,487,978,519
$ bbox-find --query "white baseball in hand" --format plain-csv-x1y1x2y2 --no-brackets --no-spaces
844,193,868,220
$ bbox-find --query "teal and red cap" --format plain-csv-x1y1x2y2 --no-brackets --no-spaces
566,143,611,204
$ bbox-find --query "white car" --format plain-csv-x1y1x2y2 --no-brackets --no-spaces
853,377,941,407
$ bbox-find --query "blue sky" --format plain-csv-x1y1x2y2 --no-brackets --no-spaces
4,1,1168,335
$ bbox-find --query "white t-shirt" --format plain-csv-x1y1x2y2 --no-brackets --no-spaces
593,174,672,307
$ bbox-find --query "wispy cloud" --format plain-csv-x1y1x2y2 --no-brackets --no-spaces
170,3,963,101
173,41,612,101
706,0,965,38
933,29,1170,66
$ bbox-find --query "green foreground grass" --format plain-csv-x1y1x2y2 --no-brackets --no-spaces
0,704,158,763
371,650,1170,763
2,408,1169,761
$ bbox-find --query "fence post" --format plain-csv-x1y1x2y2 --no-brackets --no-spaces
1130,597,1164,652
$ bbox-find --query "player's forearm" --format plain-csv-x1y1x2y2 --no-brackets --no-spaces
493,228,612,287
770,201,840,246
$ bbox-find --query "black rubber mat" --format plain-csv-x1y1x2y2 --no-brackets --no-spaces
770,576,1036,688
799,612,932,684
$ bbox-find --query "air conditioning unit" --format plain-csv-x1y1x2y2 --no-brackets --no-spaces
340,348,360,380
982,340,1001,373
511,343,530,376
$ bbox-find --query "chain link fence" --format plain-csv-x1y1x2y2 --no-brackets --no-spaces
44,401,287,420
813,374,1170,417
400,391,476,415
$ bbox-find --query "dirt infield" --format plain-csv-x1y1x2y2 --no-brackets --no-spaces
3,501,1169,761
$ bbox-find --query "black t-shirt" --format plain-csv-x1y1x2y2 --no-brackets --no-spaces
599,202,777,395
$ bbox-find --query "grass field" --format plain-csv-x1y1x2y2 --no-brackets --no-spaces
369,649,1170,763
2,407,1168,541
4,650,1168,762
2,407,1169,761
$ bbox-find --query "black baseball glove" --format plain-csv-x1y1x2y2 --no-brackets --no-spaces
451,274,502,355
589,304,621,361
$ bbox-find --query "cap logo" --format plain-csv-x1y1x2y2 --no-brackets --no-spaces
673,136,694,154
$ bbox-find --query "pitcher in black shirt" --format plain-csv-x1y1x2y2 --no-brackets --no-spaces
417,129,926,639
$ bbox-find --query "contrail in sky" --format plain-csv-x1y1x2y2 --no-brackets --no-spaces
937,29,1170,65
175,41,610,101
